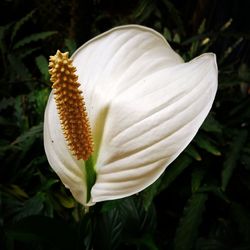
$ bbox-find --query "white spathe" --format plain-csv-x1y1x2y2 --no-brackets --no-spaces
44,25,218,205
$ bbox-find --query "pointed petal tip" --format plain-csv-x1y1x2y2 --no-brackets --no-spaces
190,52,218,95
193,52,218,74
203,53,218,91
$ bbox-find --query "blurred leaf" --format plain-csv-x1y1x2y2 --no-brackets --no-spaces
141,177,162,210
12,193,45,222
29,89,49,115
0,23,11,54
198,19,206,35
174,193,208,250
11,123,43,151
54,192,75,209
7,54,32,82
35,55,49,81
173,33,181,43
119,196,156,238
219,37,244,65
221,129,248,191
4,185,29,199
199,185,230,203
132,0,155,23
195,134,221,156
185,144,202,161
94,208,122,250
161,0,184,34
11,9,36,43
101,199,122,213
220,18,233,31
163,27,172,41
202,115,223,133
13,96,29,131
77,213,93,250
19,47,40,59
191,168,206,193
13,31,57,50
159,154,192,192
64,38,77,55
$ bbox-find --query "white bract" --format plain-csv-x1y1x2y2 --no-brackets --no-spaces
44,25,218,206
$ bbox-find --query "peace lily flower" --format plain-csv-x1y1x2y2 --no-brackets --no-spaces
44,25,218,206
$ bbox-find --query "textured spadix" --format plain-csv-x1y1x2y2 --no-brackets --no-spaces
44,25,218,205
48,50,93,161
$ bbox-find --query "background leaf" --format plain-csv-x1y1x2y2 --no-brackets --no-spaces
13,31,57,49
174,193,208,250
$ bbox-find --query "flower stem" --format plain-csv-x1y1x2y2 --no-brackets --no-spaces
85,155,96,203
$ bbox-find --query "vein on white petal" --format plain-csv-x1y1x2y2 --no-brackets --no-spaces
111,68,213,146
92,158,167,196
97,156,169,178
71,25,184,162
100,55,216,153
91,52,217,202
96,85,210,173
115,53,211,103
44,25,217,204
72,25,183,108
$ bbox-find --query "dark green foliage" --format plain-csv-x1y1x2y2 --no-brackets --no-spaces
221,130,248,191
1,0,250,249
174,193,208,250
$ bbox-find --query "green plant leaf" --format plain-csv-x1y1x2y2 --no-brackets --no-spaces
12,123,43,148
7,54,32,82
64,38,77,55
35,55,49,81
199,185,230,203
4,184,29,200
94,208,123,250
141,178,162,210
185,144,202,161
29,89,49,118
0,24,11,55
158,154,192,193
194,133,221,156
119,197,156,235
201,115,223,133
198,19,206,35
132,0,155,22
11,9,36,43
13,31,57,50
221,129,248,191
19,47,40,59
161,0,184,34
174,193,208,250
12,193,45,222
191,168,206,193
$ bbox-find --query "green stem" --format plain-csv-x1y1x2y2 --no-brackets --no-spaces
85,155,96,203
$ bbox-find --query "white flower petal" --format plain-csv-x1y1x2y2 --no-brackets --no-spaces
90,53,217,202
44,94,88,205
72,25,183,159
44,25,218,205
